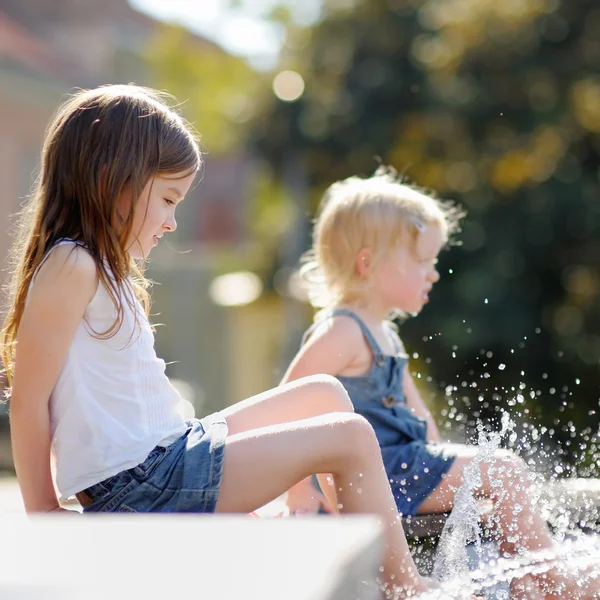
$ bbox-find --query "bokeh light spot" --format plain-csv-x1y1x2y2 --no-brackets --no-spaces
273,70,305,102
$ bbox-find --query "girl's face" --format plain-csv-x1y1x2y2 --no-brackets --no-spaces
370,224,444,315
123,171,196,259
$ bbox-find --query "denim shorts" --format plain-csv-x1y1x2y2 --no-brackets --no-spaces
81,412,228,513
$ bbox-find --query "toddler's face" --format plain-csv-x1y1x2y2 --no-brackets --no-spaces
372,224,444,315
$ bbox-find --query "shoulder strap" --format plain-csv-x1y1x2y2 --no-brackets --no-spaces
300,319,322,347
301,308,387,358
31,238,85,284
385,322,409,358
386,324,402,353
329,308,385,357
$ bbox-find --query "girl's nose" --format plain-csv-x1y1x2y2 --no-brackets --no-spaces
430,267,440,282
164,215,177,232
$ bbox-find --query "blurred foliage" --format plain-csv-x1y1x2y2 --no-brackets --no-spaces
145,24,263,155
250,0,600,465
145,23,304,267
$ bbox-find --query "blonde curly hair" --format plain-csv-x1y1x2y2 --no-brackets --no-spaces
299,165,464,311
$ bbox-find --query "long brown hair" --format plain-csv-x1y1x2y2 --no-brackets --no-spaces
1,84,201,385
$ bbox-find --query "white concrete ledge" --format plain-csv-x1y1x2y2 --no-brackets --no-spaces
0,515,383,600
534,478,600,530
538,477,600,504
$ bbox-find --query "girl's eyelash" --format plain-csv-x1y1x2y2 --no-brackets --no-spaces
164,198,175,205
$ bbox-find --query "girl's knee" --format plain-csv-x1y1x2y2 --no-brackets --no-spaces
338,414,379,457
303,374,354,412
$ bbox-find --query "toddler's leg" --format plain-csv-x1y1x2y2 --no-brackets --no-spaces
509,574,547,600
418,448,600,598
417,448,552,553
215,412,426,598
316,473,339,512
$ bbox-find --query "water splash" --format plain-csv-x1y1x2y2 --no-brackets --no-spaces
418,536,600,599
432,412,513,586
415,408,600,599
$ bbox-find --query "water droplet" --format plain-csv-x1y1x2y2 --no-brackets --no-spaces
499,364,506,370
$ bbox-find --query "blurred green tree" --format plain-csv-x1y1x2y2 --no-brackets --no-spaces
251,0,600,470
144,23,299,268
145,24,261,155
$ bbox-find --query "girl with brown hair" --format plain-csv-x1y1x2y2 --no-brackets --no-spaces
2,84,436,599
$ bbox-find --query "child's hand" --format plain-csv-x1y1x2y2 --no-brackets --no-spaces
47,506,80,515
284,479,334,515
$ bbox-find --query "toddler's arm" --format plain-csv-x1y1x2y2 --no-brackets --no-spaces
281,316,363,383
10,245,97,513
391,332,443,443
403,367,443,442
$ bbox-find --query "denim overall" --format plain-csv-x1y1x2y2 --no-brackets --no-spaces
302,308,456,516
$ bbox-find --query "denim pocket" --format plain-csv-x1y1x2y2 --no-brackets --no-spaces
98,478,139,512
84,469,133,504
130,446,169,481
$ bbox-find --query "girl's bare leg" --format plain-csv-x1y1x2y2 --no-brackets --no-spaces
221,375,354,434
215,378,426,597
215,413,424,597
222,376,345,516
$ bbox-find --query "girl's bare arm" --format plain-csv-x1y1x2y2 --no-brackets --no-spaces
10,246,97,513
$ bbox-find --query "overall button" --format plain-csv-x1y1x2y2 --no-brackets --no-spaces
382,395,396,409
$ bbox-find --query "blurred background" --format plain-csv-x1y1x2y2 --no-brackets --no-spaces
0,0,599,477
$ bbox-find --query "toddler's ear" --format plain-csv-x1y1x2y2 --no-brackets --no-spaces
356,247,371,277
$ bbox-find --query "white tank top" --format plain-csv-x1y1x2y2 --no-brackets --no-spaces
32,240,188,499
